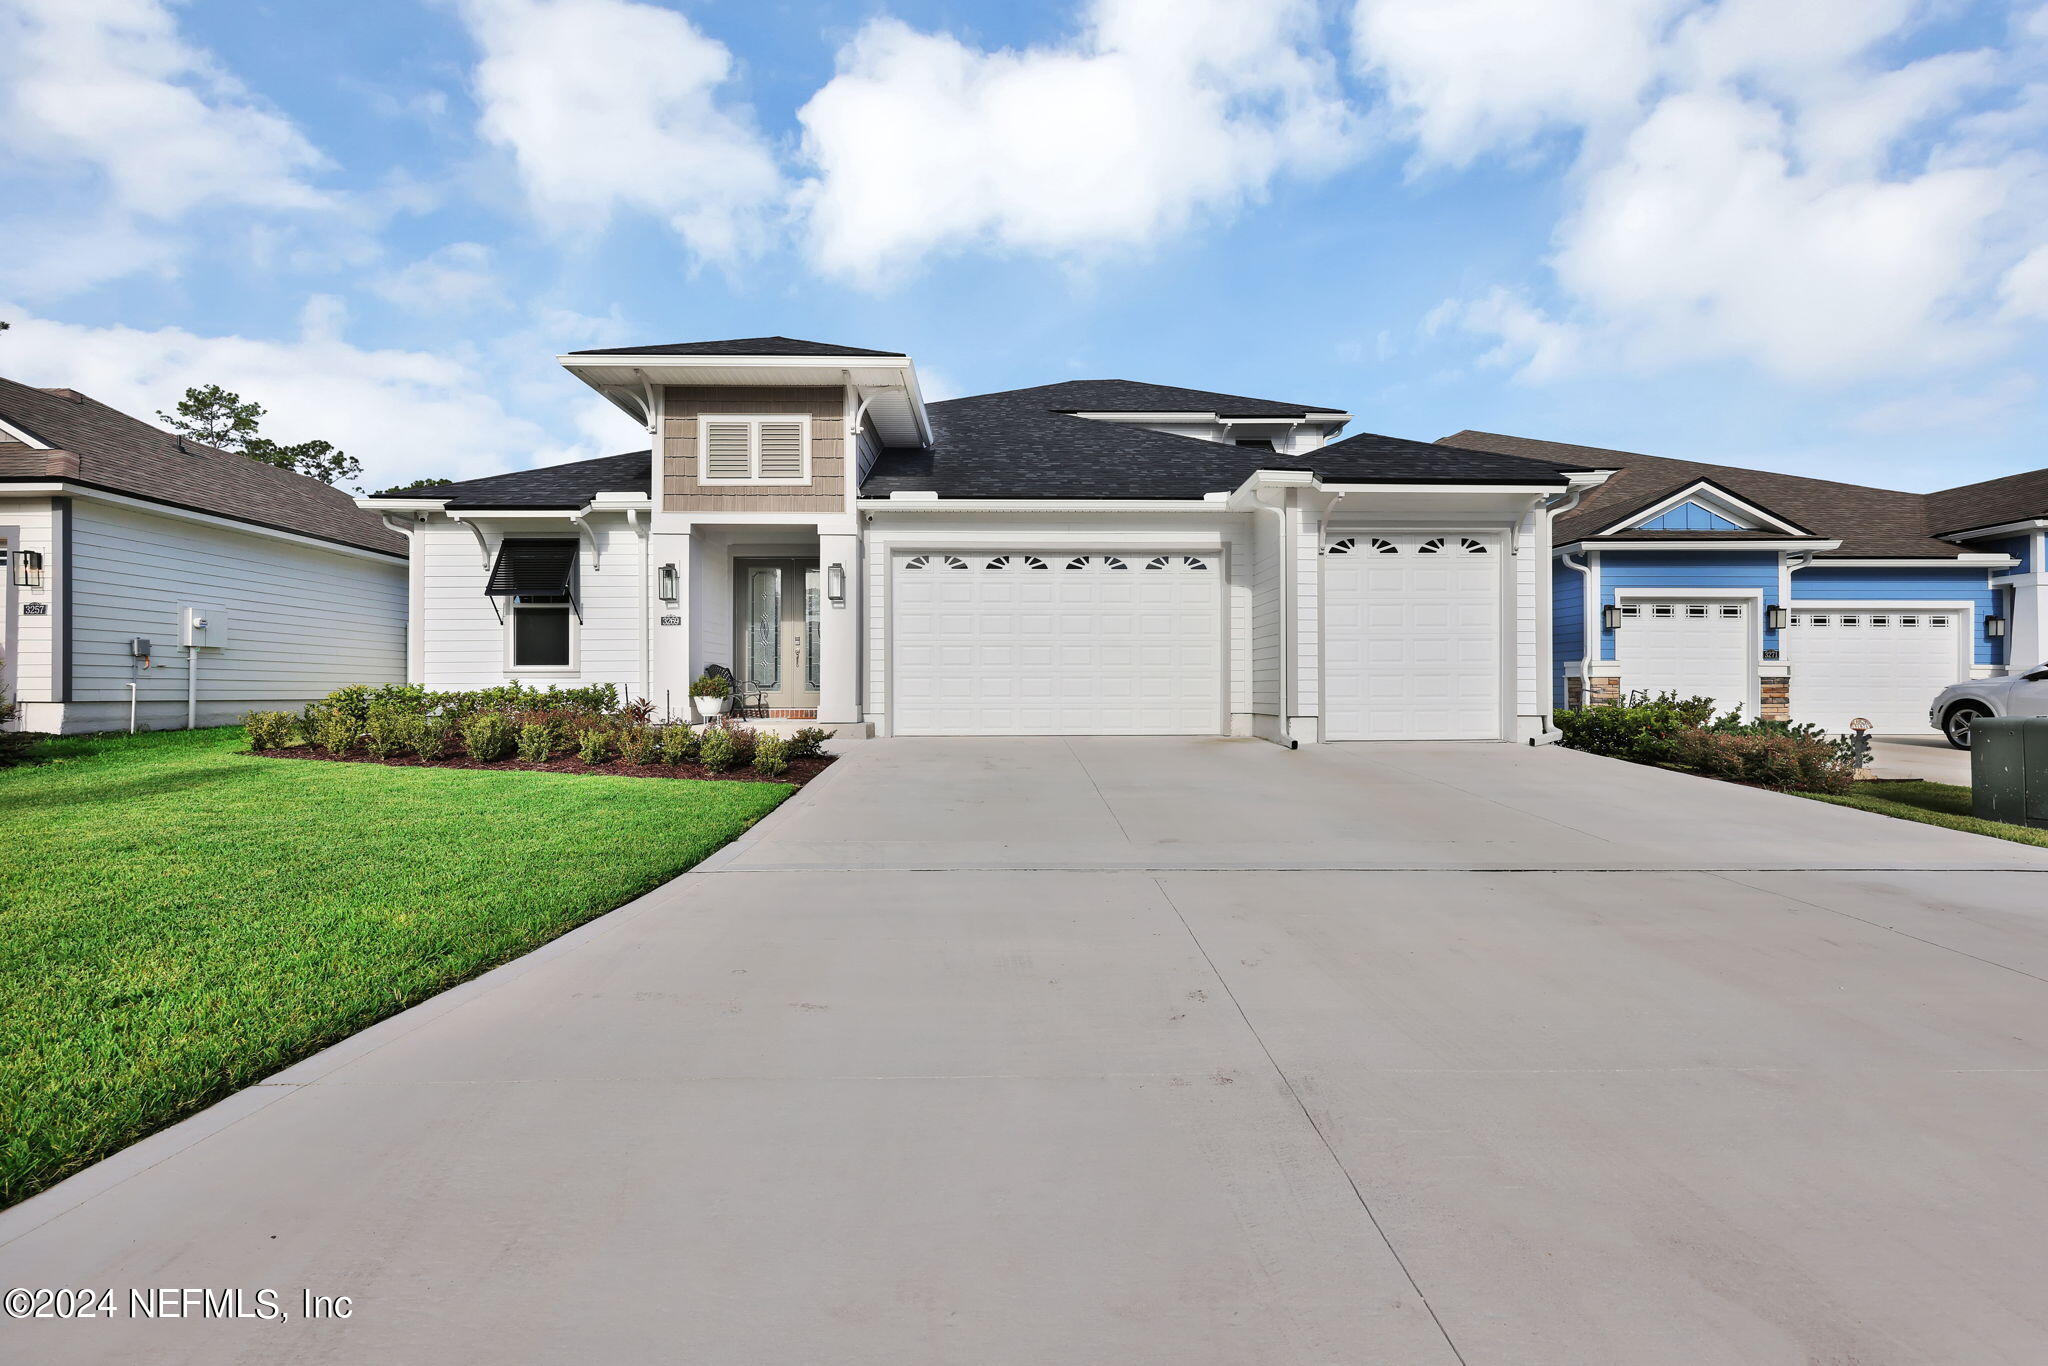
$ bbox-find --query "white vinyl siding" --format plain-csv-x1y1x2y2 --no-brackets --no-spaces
64,498,405,708
0,497,57,704
698,417,810,484
418,514,643,693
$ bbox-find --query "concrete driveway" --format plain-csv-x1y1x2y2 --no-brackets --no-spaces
6,739,2048,1364
1865,733,1972,783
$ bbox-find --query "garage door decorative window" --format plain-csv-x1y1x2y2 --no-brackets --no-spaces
1417,536,1489,554
1064,555,1128,570
984,555,1048,570
1143,555,1210,571
903,554,969,571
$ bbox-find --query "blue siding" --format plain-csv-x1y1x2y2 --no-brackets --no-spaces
1979,535,2030,572
1792,564,2002,665
1636,501,1746,532
1597,552,1780,661
1553,556,1585,706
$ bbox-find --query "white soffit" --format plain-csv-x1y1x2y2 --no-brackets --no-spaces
558,355,929,447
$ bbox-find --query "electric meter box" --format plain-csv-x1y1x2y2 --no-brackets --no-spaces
179,606,228,649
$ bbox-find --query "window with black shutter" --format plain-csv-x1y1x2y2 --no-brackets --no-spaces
485,539,579,668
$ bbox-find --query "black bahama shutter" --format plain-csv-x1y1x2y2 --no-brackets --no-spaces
484,538,581,621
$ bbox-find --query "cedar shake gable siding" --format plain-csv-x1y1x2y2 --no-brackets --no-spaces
661,386,845,513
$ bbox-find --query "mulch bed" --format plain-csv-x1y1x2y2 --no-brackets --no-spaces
249,746,836,785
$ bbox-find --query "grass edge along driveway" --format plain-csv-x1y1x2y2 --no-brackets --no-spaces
1,727,790,1208
1804,778,2048,849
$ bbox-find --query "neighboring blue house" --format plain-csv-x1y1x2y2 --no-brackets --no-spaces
1442,432,2048,734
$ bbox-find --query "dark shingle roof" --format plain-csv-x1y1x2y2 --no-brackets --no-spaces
0,376,404,556
389,451,652,509
861,382,1564,500
565,336,904,358
1925,468,2048,537
995,378,1343,418
1441,431,1973,558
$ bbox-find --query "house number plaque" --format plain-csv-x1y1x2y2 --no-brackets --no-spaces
659,614,682,626
22,602,47,616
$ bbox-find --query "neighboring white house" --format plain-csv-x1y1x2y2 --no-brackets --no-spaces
0,377,407,734
360,337,1611,744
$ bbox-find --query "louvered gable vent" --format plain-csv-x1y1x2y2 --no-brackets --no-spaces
704,421,754,481
757,421,805,480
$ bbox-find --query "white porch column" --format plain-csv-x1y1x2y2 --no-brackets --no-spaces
650,528,692,721
818,530,863,724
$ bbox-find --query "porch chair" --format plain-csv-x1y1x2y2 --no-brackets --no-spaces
704,663,767,722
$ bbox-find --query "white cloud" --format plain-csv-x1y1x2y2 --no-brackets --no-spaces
0,0,330,294
453,0,782,263
372,242,503,313
796,0,1358,285
0,304,557,492
1351,0,1681,166
1364,0,2048,387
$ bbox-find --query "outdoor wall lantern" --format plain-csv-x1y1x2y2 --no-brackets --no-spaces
1764,605,1787,631
1601,604,1623,630
827,563,846,604
12,549,44,589
657,562,679,603
1986,614,2008,638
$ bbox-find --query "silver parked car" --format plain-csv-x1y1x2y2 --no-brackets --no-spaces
1930,663,2048,748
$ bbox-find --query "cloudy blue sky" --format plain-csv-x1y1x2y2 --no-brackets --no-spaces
2,0,2045,495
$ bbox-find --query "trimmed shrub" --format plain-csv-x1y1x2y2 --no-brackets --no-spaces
411,717,451,761
786,726,834,760
461,712,516,762
1552,691,1727,765
752,734,791,777
618,726,661,765
576,726,614,765
312,708,359,756
658,725,699,766
516,721,559,764
1668,726,1857,794
363,704,417,759
242,710,299,750
697,726,740,772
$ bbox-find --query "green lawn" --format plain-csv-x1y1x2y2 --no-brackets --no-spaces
0,727,790,1207
1805,779,2048,849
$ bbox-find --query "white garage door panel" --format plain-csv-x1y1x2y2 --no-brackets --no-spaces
1790,609,1962,733
1616,601,1751,714
1325,533,1502,740
892,553,1221,735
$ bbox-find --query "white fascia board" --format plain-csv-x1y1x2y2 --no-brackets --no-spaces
1322,482,1567,495
1816,555,2016,568
856,498,1220,512
1940,517,2048,540
589,491,654,507
355,496,451,512
1560,537,1843,553
1594,478,1806,536
0,416,48,448
29,480,404,563
1566,469,1618,489
556,352,908,369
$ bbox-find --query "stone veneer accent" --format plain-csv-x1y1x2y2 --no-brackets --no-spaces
1760,676,1790,721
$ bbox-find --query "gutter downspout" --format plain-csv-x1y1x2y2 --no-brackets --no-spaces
185,645,198,730
1267,491,1298,748
630,507,650,703
1559,551,1592,704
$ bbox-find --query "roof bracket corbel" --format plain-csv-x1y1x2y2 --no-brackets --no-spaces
447,512,492,568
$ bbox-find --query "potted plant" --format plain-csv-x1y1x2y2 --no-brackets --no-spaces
690,671,732,719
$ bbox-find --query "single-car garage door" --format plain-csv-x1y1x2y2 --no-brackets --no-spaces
1789,608,1963,733
891,551,1221,735
1616,600,1752,714
1323,532,1502,740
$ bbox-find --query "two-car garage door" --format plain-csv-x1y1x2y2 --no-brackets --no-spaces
891,551,1221,735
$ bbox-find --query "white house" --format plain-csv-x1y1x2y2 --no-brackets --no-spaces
361,337,1610,743
0,376,407,733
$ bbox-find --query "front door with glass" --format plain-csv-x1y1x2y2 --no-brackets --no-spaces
735,559,821,713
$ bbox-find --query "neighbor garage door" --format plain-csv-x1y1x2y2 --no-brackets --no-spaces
891,551,1221,735
1323,532,1502,740
1615,600,1752,714
1789,608,1962,733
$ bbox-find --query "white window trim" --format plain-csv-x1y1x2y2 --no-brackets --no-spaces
696,414,813,486
499,536,582,675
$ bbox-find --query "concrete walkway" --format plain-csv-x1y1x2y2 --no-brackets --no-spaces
6,739,2048,1364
